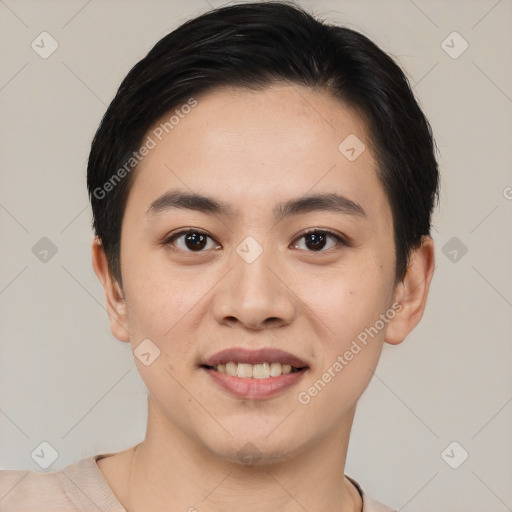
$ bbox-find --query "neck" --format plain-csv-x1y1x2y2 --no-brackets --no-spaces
121,397,361,512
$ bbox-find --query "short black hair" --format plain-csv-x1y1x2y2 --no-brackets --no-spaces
87,0,439,287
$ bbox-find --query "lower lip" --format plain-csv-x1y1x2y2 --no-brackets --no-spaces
202,367,308,399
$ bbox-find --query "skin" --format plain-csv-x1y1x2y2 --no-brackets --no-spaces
92,83,435,512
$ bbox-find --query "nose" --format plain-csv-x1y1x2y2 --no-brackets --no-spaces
212,241,297,330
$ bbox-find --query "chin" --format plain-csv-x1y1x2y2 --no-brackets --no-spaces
202,431,304,468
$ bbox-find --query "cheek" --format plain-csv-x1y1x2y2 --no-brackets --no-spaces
294,272,392,414
120,247,189,352
299,261,393,341
296,260,393,398
122,274,195,397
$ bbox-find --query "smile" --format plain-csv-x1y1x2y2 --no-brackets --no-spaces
205,361,303,378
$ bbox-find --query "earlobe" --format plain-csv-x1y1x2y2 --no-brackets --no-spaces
91,237,131,343
385,236,436,345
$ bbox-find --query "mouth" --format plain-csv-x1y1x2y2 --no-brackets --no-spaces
199,347,309,399
200,347,310,377
201,361,307,378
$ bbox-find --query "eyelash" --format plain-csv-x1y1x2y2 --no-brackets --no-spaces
161,227,349,253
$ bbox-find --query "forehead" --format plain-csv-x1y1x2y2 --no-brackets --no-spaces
125,84,390,225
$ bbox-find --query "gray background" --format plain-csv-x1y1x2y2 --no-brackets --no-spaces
0,0,511,510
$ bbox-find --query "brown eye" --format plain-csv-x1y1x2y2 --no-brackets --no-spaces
164,230,220,252
292,229,346,252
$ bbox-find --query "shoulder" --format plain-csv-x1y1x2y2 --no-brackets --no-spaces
363,494,398,512
346,474,398,512
0,452,124,512
0,465,71,510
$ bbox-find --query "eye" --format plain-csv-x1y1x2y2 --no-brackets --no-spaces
162,229,221,252
162,227,348,253
291,228,347,252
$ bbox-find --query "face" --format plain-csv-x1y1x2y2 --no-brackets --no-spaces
113,84,399,463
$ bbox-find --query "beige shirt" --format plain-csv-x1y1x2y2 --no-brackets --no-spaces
0,452,397,511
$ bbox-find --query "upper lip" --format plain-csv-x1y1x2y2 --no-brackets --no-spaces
201,348,309,369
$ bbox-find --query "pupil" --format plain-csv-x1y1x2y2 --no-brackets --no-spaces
186,232,207,251
305,232,326,251
183,232,327,251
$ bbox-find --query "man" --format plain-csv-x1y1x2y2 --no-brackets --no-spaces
0,2,438,511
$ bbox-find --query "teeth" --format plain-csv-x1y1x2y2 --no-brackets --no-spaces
214,362,296,378
237,363,253,378
225,362,237,376
270,362,282,377
253,362,270,379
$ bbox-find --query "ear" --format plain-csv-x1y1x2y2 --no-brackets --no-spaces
385,236,435,345
91,237,131,343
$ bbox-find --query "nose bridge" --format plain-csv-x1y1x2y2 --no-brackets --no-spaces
213,234,296,328
235,233,281,300
235,235,277,294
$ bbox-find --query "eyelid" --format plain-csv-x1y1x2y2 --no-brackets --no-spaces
293,227,349,244
161,227,351,252
161,227,219,247
291,227,350,250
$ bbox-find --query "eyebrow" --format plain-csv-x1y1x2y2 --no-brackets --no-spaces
146,189,366,220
